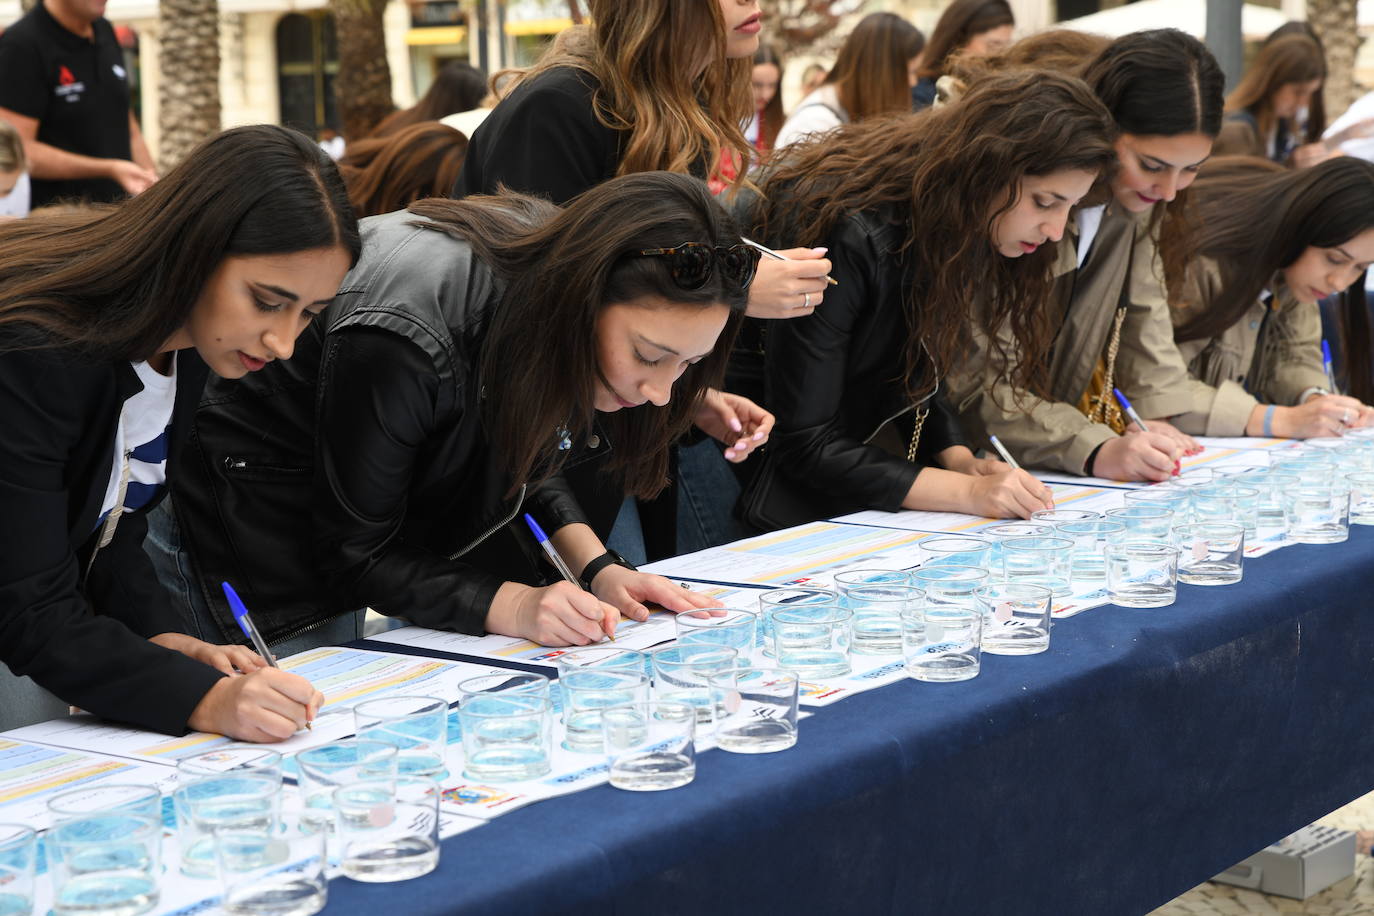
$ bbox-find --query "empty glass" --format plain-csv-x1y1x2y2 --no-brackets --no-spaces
757,588,838,659
1105,505,1175,542
554,647,648,677
1173,522,1245,586
1345,471,1374,525
903,603,982,682
708,668,799,754
560,669,650,754
215,803,327,916
832,569,910,597
296,740,399,830
0,825,35,916
1001,536,1073,597
975,583,1052,655
1124,486,1193,523
675,608,758,658
334,777,440,883
1106,542,1180,608
649,645,738,722
769,604,852,679
843,584,922,655
50,813,160,916
1283,484,1351,544
909,565,989,609
917,536,993,571
1055,519,1127,582
457,694,552,781
353,695,449,778
1030,509,1101,526
602,701,697,791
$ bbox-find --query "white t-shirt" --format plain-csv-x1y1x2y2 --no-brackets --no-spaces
0,172,30,218
774,86,849,150
99,356,178,523
1075,205,1106,269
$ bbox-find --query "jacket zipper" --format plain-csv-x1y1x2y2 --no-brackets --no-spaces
447,483,527,560
223,457,309,474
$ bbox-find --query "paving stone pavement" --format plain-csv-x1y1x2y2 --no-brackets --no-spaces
1151,792,1374,915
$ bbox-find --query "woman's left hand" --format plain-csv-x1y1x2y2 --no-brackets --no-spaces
694,389,774,462
150,632,269,677
938,445,1008,477
588,565,725,630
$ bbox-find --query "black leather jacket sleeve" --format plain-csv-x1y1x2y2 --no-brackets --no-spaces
313,328,506,635
764,216,927,512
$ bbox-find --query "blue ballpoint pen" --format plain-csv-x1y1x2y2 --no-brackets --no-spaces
1322,339,1339,395
221,581,311,728
1112,387,1151,433
523,514,615,641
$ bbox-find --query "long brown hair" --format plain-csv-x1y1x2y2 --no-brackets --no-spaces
339,121,468,218
502,0,751,190
944,28,1110,91
754,43,785,151
408,172,749,499
0,125,358,361
1226,34,1323,146
917,0,1014,80
1266,22,1327,141
1173,157,1374,356
369,62,487,139
824,12,924,122
753,71,1118,399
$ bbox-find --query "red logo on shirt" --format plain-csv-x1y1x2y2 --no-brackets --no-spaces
58,65,76,86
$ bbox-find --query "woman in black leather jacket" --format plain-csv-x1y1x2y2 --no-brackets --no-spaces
158,172,746,648
739,72,1118,528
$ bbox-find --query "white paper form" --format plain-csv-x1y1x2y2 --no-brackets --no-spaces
0,738,178,830
641,521,933,588
1193,436,1294,452
834,482,1130,534
367,584,772,664
5,648,519,764
1034,444,1275,489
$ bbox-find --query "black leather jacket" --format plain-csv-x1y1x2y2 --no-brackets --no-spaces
741,203,968,526
173,211,594,645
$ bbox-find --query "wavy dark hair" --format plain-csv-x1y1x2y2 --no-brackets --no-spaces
944,28,1111,92
408,172,748,498
1174,157,1374,363
0,125,359,361
917,0,1013,81
340,121,468,218
753,71,1117,400
1081,29,1224,303
370,62,488,138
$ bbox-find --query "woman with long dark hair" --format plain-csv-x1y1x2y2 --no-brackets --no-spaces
948,29,1224,482
161,172,743,651
0,125,355,737
911,0,1014,110
1216,33,1325,166
369,61,487,139
339,121,468,218
773,12,924,149
739,72,1116,527
1166,156,1374,437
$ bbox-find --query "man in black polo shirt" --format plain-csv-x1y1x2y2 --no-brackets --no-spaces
0,0,157,207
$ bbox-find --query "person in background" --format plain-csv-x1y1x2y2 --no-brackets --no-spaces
740,72,1117,527
0,119,31,219
911,0,1014,110
773,12,924,149
798,61,828,99
1215,33,1326,167
157,173,736,651
1267,22,1327,149
370,61,487,139
0,125,353,738
1165,156,1374,438
0,0,157,206
948,29,1223,482
338,121,468,219
748,44,784,155
937,28,1109,108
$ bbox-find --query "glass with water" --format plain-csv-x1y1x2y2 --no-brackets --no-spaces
602,701,697,791
708,668,799,754
334,777,440,882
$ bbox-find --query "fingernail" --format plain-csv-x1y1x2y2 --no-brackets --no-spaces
813,247,828,255
753,430,766,440
724,450,736,460
729,417,742,432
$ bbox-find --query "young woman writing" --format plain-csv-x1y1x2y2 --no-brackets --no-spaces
739,72,1116,528
159,172,743,649
0,125,354,737
948,29,1224,482
1166,156,1374,437
1215,33,1326,167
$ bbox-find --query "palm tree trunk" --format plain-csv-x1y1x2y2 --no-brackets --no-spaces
1309,0,1361,118
330,0,394,140
157,0,221,169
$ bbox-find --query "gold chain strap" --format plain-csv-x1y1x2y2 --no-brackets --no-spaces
906,405,930,463
1086,307,1128,431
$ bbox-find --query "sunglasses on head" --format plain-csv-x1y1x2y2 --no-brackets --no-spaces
632,242,761,292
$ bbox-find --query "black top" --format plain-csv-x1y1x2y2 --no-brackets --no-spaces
0,338,223,735
911,77,937,111
0,1,132,207
453,66,623,204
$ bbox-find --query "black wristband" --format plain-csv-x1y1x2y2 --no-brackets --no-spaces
580,549,636,589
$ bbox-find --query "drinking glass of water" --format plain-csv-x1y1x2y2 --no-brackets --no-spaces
180,774,283,883
334,777,440,883
1173,522,1245,586
675,608,758,659
174,749,283,876
649,645,738,723
457,694,553,781
214,801,327,916
49,812,161,916
0,825,35,916
902,603,982,682
559,669,650,754
842,584,921,655
768,604,852,679
975,583,1052,655
353,696,450,778
602,701,697,791
1106,542,1180,608
296,740,399,830
708,668,799,754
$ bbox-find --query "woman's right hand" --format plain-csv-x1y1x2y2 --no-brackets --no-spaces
744,248,833,319
187,669,323,743
487,581,620,647
1091,432,1182,482
964,469,1055,519
1268,395,1374,438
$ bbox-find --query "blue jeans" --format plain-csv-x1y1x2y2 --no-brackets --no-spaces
675,438,749,555
145,499,364,656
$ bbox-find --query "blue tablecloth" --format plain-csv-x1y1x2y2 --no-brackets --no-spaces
341,527,1374,915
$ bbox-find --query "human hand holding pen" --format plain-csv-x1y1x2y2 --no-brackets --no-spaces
742,246,833,318
188,670,325,744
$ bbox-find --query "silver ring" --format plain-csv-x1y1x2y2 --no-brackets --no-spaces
802,292,812,309
1344,409,1353,425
